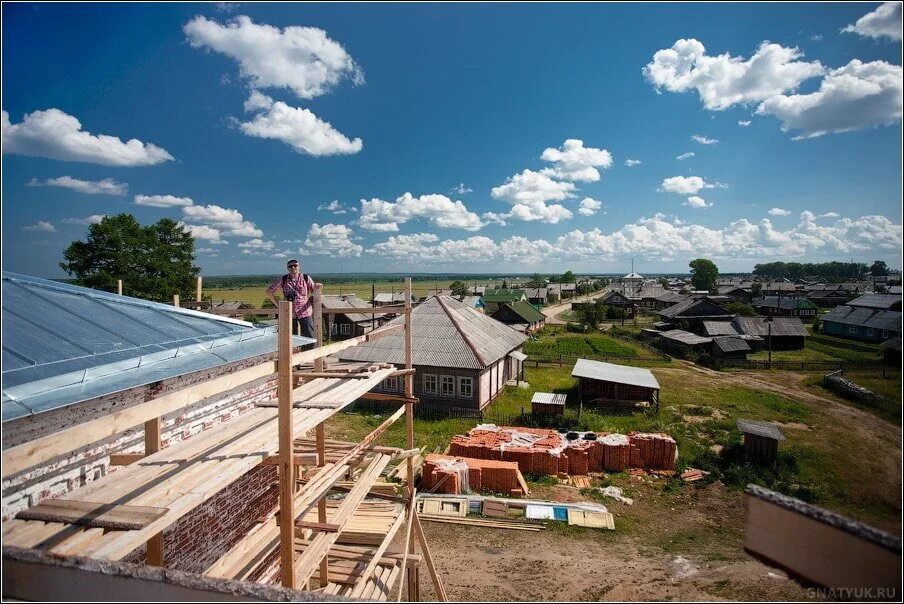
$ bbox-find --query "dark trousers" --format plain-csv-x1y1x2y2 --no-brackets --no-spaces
293,316,316,340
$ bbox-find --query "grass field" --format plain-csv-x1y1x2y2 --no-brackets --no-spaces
523,332,657,358
325,364,901,531
748,330,884,363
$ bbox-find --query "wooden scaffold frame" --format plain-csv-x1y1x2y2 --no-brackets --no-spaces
1,277,445,602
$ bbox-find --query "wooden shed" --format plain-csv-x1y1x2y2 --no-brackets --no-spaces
571,359,660,410
737,418,785,464
531,392,567,416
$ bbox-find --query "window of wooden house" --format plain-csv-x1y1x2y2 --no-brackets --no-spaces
424,374,437,395
458,377,473,398
440,375,455,397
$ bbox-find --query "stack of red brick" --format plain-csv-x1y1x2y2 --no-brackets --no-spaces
448,426,676,476
421,453,527,496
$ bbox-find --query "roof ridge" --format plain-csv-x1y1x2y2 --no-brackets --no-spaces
434,295,489,368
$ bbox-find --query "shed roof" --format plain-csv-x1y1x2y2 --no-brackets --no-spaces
712,337,751,353
497,300,546,324
523,288,549,299
531,392,567,406
736,419,786,442
755,296,817,310
658,329,713,346
881,337,902,351
702,320,740,336
2,272,313,422
321,294,373,323
659,297,731,320
732,316,809,337
337,295,527,370
822,306,902,331
482,289,526,303
571,358,660,390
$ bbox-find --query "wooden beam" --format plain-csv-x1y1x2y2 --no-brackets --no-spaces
413,512,448,602
16,500,169,531
396,488,417,603
277,300,296,589
358,392,419,404
320,305,409,315
348,508,407,599
116,279,123,296
315,422,329,587
2,361,276,476
144,417,163,567
173,294,180,308
259,453,319,467
295,521,340,533
313,284,324,373
196,276,203,303
109,453,145,467
402,276,419,602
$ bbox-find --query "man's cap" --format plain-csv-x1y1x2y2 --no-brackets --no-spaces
287,258,299,266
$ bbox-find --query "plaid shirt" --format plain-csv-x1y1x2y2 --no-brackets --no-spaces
267,273,315,318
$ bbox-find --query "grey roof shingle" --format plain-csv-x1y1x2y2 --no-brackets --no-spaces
659,297,731,319
737,419,786,442
846,293,902,310
702,320,740,336
658,329,713,346
571,358,660,390
336,295,527,369
713,337,751,353
732,316,809,337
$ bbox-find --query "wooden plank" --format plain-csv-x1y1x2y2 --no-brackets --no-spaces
315,421,329,587
395,488,417,603
403,276,418,602
313,284,324,373
116,279,123,295
296,521,341,533
277,300,296,589
144,415,164,566
359,392,419,404
260,453,319,467
2,361,277,476
348,503,407,598
109,453,145,466
16,500,169,531
413,512,448,602
196,276,203,303
321,305,407,315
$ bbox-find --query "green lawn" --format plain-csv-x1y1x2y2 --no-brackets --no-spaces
523,332,665,361
746,330,883,364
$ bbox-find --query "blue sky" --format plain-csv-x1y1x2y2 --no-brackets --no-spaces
2,2,902,277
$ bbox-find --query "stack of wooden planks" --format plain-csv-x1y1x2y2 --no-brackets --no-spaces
418,515,543,531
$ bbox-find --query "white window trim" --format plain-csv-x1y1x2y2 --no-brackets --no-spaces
340,323,350,335
385,376,400,392
458,376,473,398
423,374,438,395
440,375,455,397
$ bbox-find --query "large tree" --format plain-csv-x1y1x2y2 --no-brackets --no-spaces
60,213,200,303
449,280,469,297
689,258,719,292
870,260,889,276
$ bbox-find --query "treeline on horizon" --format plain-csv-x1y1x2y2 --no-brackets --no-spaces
751,261,874,281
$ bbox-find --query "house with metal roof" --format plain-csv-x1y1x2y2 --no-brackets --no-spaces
481,289,527,312
711,336,751,359
732,316,809,350
658,297,734,331
753,296,819,318
571,358,660,410
600,290,636,316
490,299,546,333
523,287,549,306
846,293,902,311
321,294,383,340
716,286,753,303
1,271,314,523
337,295,528,409
821,305,902,343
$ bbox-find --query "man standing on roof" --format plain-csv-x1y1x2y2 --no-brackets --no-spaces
266,259,321,338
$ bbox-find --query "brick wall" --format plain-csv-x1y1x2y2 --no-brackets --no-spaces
2,376,277,521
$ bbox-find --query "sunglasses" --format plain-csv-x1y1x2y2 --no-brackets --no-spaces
287,264,299,268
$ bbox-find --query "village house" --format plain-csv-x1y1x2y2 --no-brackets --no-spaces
731,316,809,350
717,286,754,303
490,299,546,333
321,294,383,340
821,305,902,344
481,289,527,313
754,296,819,318
372,291,416,306
337,295,528,409
846,293,902,312
658,296,734,332
600,290,635,317
523,287,550,306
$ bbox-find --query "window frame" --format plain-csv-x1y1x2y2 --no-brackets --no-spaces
423,373,438,395
458,376,473,398
339,322,350,335
440,375,456,397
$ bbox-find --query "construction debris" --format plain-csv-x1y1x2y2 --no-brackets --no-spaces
680,468,709,482
598,486,634,505
421,453,529,497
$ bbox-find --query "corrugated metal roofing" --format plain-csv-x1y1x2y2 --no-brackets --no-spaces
336,295,527,369
822,306,902,331
713,337,751,353
659,297,731,319
571,359,660,390
702,320,740,336
502,300,546,323
658,329,713,346
321,294,373,323
531,392,567,405
2,272,314,422
755,296,817,310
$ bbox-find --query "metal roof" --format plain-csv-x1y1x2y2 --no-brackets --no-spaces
755,296,817,310
846,293,902,310
736,419,786,442
531,392,567,405
321,294,373,323
821,306,902,331
658,329,713,346
2,272,314,422
497,300,546,324
571,358,660,390
659,297,731,319
337,295,527,370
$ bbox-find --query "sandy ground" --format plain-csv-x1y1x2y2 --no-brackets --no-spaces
542,291,609,324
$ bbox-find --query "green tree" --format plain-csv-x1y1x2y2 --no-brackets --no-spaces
449,280,469,297
526,273,547,288
559,270,576,284
689,258,719,292
658,277,670,288
60,213,200,303
724,301,757,317
870,260,889,276
750,282,763,298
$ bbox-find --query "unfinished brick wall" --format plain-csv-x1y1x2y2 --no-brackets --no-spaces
1,377,277,521
124,466,278,573
448,426,676,476
421,454,526,496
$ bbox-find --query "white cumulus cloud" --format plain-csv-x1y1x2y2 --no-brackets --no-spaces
842,2,902,41
238,93,362,156
359,192,485,232
676,152,696,160
181,204,262,237
659,175,724,195
28,176,127,196
768,208,792,216
2,109,173,166
684,196,711,208
578,197,603,216
643,39,824,111
540,139,613,182
23,221,55,232
178,222,225,243
756,59,903,139
624,159,642,167
691,134,719,145
135,194,195,208
738,120,752,127
183,15,363,100
318,200,348,214
303,223,363,257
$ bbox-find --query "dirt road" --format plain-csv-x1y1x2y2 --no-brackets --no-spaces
542,290,609,324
